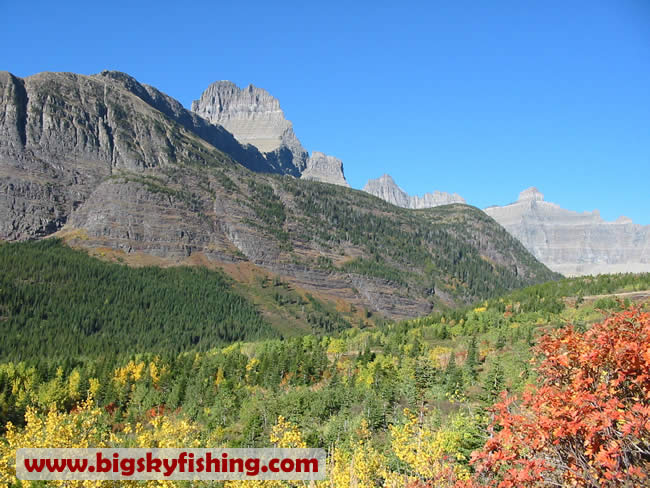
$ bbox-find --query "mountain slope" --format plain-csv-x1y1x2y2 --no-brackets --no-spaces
0,70,558,320
0,239,278,359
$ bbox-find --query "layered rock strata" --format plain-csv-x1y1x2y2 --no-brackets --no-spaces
192,80,349,186
484,188,650,276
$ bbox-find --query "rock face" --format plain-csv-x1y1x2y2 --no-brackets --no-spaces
363,174,465,209
191,81,307,176
191,80,349,186
302,152,349,187
484,187,650,276
0,70,557,319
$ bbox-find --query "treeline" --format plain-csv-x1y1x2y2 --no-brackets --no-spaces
0,239,277,361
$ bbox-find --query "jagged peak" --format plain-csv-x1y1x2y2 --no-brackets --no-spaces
378,173,397,183
518,187,544,202
363,174,465,209
302,152,350,187
364,174,399,188
616,215,634,224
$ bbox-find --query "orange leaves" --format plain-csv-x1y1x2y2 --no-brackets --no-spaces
464,306,650,487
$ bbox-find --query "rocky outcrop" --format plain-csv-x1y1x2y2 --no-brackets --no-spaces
363,174,465,209
191,81,308,176
302,152,349,187
484,187,650,276
191,80,349,186
0,70,557,319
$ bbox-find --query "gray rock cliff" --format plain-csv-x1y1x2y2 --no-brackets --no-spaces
192,80,349,186
363,174,465,209
302,152,350,187
484,187,650,276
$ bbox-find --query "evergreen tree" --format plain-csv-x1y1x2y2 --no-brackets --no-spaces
465,336,478,382
482,360,506,404
445,353,464,394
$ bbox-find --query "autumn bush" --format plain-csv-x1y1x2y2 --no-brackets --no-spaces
464,306,650,487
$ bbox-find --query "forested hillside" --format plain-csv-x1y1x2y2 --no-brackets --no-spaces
0,239,279,360
1,273,648,486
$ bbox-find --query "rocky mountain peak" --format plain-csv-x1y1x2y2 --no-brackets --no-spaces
485,188,650,276
191,79,349,186
518,187,544,202
363,174,465,209
615,216,633,224
302,152,350,187
191,80,295,155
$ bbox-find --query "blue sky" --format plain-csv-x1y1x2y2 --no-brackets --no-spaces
2,0,649,223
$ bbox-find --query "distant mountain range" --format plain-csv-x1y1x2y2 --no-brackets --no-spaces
484,188,650,276
0,70,557,323
3,67,644,311
363,174,465,209
363,175,650,276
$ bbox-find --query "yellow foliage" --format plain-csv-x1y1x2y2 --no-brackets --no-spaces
88,377,100,398
390,409,470,482
428,346,452,368
0,397,107,487
324,440,387,488
215,366,225,387
270,416,306,448
113,360,146,386
68,369,82,401
327,338,346,356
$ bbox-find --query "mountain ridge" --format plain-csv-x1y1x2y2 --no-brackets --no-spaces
0,69,558,320
484,187,650,276
363,173,465,209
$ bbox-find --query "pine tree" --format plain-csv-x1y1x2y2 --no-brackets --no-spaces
482,360,506,404
465,336,478,382
445,353,464,394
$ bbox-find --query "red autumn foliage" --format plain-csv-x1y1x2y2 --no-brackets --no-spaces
146,404,166,419
464,306,650,487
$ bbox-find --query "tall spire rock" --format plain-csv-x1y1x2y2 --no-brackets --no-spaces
191,81,349,186
363,174,465,209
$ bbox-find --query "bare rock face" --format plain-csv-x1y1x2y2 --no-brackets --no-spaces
484,187,650,276
302,151,349,187
0,70,558,320
363,174,465,209
191,80,349,186
191,81,308,176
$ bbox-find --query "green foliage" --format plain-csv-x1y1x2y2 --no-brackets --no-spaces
282,178,560,304
341,257,409,285
247,179,289,244
482,360,506,404
0,239,277,360
1,233,648,484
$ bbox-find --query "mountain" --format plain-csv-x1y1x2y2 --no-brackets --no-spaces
0,70,558,321
192,80,349,186
363,174,465,208
301,151,349,187
484,187,650,276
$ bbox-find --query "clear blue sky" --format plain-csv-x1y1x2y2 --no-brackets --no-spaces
2,0,649,223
